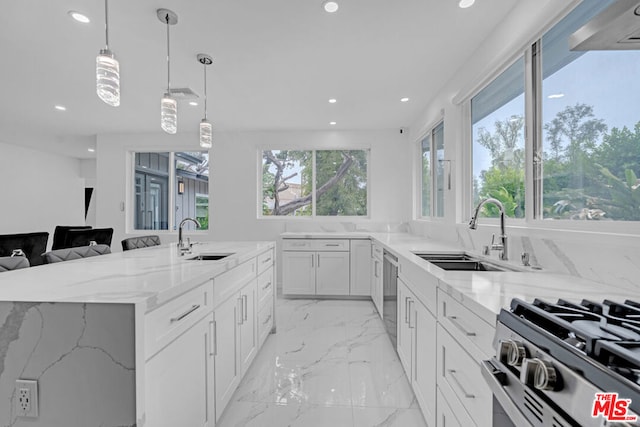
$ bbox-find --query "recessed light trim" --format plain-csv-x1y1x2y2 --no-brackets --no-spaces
88,148,96,153
68,11,90,23
548,93,565,99
458,0,475,8
54,105,67,111
328,98,337,104
400,97,410,102
189,101,198,106
323,1,339,13
329,121,337,125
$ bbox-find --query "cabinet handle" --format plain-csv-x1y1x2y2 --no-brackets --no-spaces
262,257,272,264
374,260,379,278
448,369,475,399
448,315,477,337
317,253,320,268
408,300,415,329
325,243,340,247
243,294,248,321
405,297,411,324
238,298,244,325
209,320,216,356
170,304,200,323
262,314,272,325
262,281,272,290
311,253,314,267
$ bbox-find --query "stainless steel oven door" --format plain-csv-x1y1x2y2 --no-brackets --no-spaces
481,359,533,427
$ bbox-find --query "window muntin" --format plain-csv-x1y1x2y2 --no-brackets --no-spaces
540,0,640,221
421,134,432,217
261,149,368,217
471,58,526,218
133,151,209,231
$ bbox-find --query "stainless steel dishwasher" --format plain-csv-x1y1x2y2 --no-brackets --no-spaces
382,250,398,348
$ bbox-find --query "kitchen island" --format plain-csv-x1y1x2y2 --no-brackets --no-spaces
0,241,275,427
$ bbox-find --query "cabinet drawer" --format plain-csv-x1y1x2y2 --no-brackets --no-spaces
282,238,349,251
257,267,274,307
213,259,256,305
257,249,273,275
282,239,313,250
145,284,212,359
437,289,494,360
437,324,492,427
371,242,383,260
436,386,473,427
257,300,273,346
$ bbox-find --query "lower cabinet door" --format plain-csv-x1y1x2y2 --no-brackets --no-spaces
396,278,413,377
437,386,473,427
239,280,257,374
316,251,350,295
413,300,436,427
282,251,316,294
145,312,214,427
214,295,240,421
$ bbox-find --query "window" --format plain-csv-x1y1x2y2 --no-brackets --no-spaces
134,151,209,231
539,0,640,221
261,149,368,217
420,121,445,218
471,58,526,219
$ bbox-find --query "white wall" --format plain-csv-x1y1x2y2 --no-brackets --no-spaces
408,0,640,291
0,141,85,245
97,129,412,250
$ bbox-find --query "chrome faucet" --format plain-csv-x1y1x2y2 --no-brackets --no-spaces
469,198,508,261
177,218,201,255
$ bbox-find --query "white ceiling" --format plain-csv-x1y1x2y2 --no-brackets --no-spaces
0,0,519,158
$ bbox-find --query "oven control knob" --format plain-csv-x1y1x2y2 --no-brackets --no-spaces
499,340,526,366
522,358,559,391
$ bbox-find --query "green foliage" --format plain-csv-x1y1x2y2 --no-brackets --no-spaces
478,167,524,218
596,166,640,221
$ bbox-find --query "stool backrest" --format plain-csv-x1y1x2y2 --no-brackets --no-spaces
52,225,92,250
63,228,114,248
0,232,49,266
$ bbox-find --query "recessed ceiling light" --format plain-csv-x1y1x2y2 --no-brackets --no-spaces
458,0,475,8
323,1,339,13
328,98,337,104
189,101,198,106
68,11,90,23
54,105,67,111
87,148,96,153
400,97,410,102
329,121,337,125
548,93,565,99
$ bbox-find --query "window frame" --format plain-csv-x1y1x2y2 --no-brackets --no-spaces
459,1,640,235
417,120,446,220
257,147,371,220
128,150,210,233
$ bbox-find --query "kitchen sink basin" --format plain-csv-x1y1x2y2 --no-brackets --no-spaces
412,252,519,272
187,253,234,261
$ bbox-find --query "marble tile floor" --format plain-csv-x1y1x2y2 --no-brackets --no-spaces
217,297,428,427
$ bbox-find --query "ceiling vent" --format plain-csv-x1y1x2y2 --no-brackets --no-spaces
169,87,200,100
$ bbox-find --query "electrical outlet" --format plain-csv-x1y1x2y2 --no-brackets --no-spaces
15,379,38,418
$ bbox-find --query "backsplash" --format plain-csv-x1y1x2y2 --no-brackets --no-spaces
409,220,640,294
284,222,410,233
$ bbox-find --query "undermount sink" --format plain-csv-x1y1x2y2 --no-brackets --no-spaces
412,252,519,272
186,253,234,261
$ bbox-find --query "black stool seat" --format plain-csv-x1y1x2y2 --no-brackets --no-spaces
0,256,30,272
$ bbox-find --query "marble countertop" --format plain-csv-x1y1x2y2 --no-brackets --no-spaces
0,241,274,311
282,232,639,324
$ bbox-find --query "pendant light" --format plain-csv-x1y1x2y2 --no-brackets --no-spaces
197,54,213,149
96,0,120,106
157,9,178,134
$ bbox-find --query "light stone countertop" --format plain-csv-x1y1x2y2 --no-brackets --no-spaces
282,232,639,325
0,241,275,312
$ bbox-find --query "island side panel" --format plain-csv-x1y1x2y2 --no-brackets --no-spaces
0,301,136,427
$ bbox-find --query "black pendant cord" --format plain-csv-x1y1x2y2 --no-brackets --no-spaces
166,14,171,93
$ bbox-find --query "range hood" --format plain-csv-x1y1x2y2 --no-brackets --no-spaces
569,0,640,50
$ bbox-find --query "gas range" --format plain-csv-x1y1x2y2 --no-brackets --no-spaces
482,298,640,427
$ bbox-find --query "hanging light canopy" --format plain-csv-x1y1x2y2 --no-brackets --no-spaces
197,54,213,149
157,8,178,134
96,0,120,106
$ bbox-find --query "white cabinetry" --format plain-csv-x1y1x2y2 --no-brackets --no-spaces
371,242,383,316
282,239,350,296
436,288,495,427
397,277,436,427
145,311,215,427
350,239,372,296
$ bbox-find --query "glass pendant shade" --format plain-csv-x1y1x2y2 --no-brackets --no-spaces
200,119,212,148
96,51,120,107
161,94,177,134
